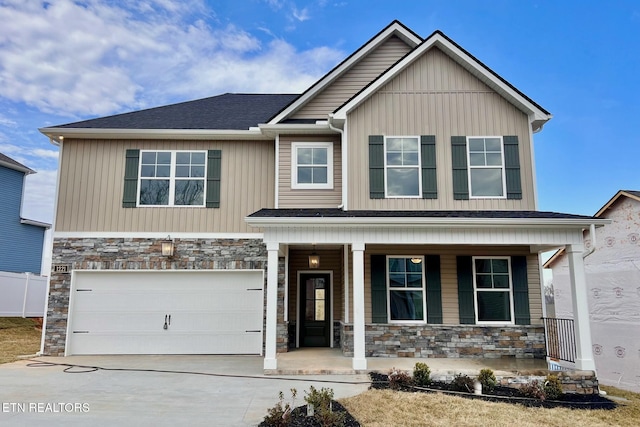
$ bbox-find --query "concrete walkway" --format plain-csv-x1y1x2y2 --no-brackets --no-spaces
0,355,369,426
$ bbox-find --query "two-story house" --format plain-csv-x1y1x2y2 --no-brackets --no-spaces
0,152,50,275
39,21,605,372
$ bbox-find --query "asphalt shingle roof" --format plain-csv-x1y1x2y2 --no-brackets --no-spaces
0,152,34,173
248,208,597,220
54,93,299,130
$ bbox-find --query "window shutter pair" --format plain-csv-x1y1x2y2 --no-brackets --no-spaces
121,149,221,208
368,135,438,199
451,136,522,200
456,255,530,325
370,254,443,324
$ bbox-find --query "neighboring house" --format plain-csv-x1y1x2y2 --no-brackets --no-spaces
0,153,50,274
39,21,606,372
545,190,640,392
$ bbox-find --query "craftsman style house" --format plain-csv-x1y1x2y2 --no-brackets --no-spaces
40,21,605,371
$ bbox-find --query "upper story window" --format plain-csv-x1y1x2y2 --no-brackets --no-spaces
473,257,514,324
387,256,426,322
467,137,506,198
385,137,421,197
291,142,333,189
139,151,206,206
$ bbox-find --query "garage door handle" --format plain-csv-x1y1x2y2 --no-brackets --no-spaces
163,315,168,330
245,330,261,333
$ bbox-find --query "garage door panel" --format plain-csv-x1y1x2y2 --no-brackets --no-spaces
68,271,264,355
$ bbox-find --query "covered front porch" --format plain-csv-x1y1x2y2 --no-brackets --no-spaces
246,209,607,373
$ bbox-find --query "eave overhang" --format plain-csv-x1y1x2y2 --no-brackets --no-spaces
246,215,609,230
20,218,52,229
38,127,272,142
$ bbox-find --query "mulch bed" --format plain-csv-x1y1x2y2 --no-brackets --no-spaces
370,372,617,410
259,401,360,427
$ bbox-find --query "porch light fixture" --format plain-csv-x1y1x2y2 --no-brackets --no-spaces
161,236,174,257
308,253,320,269
410,257,422,264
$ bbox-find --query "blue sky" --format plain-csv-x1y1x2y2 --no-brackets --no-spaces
1,0,638,225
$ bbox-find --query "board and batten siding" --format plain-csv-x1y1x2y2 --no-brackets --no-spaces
348,46,536,210
291,36,413,119
287,248,344,323
356,245,542,326
278,135,342,208
55,139,275,233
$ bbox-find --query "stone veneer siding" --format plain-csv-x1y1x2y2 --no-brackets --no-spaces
44,237,287,356
340,323,545,359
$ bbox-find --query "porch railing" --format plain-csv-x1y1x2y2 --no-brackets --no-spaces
542,317,576,363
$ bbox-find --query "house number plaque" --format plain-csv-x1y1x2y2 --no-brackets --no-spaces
52,264,71,273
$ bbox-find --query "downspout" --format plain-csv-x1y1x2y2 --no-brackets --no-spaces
328,114,347,210
583,224,597,259
39,135,63,355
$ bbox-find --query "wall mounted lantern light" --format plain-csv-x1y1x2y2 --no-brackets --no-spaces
308,247,320,269
161,236,175,257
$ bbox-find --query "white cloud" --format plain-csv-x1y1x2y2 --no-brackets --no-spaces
22,169,58,224
292,7,310,22
0,114,17,127
0,1,343,118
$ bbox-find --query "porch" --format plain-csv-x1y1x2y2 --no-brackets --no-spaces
267,347,548,376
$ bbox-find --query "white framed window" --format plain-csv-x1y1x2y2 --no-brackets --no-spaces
384,136,421,197
291,142,333,189
138,150,206,206
472,256,514,324
467,136,506,198
387,256,426,322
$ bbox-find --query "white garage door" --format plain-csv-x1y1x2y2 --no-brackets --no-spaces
66,270,264,355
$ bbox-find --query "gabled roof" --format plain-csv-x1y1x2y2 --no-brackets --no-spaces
50,94,298,130
0,152,35,174
332,30,552,132
267,20,423,124
543,189,639,268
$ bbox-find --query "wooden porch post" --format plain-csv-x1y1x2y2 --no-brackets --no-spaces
566,244,596,371
352,242,366,370
264,242,279,370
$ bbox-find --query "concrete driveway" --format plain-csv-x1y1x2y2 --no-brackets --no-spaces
0,356,370,426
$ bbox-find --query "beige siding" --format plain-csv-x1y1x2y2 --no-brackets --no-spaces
291,36,412,119
287,248,344,323
361,245,541,324
348,46,536,210
278,135,342,208
56,139,274,233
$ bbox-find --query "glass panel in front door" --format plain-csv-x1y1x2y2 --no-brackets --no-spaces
305,278,326,321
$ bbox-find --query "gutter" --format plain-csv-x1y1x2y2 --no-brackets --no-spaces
583,223,597,258
39,127,271,141
20,218,52,229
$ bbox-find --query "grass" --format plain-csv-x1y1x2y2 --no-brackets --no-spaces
0,317,42,364
340,386,640,427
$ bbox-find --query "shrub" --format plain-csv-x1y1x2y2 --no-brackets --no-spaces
304,386,345,427
413,362,432,387
478,368,497,392
520,380,546,400
263,389,297,427
544,374,563,400
451,373,475,393
388,368,413,390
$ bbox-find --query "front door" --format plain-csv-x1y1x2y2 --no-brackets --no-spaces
299,273,330,347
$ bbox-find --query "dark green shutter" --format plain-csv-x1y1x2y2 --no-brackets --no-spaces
206,150,221,208
122,149,140,208
369,135,385,199
457,256,475,324
511,256,531,325
503,136,522,200
421,135,437,199
451,136,469,200
425,255,442,324
371,254,387,323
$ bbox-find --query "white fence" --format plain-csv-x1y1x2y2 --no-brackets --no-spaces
0,271,48,317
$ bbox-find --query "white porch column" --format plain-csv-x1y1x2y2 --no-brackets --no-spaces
566,244,596,371
264,242,280,370
352,242,366,370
